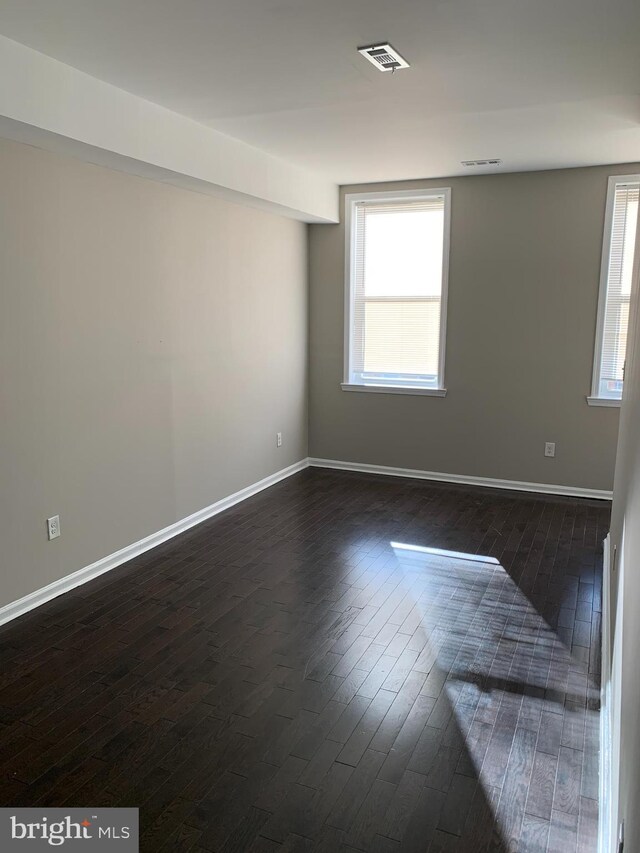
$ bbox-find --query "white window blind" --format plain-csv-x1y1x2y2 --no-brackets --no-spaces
344,190,450,394
591,177,639,403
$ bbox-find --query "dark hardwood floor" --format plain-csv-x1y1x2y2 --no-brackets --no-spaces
0,468,607,852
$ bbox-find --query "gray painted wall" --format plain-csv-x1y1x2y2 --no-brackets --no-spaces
0,138,308,609
309,164,640,492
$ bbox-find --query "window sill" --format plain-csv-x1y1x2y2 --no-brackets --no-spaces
586,396,621,408
341,383,447,398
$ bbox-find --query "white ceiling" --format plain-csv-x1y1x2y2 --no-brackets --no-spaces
0,0,638,185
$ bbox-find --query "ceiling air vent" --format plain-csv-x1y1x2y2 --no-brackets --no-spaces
461,159,503,167
358,43,410,72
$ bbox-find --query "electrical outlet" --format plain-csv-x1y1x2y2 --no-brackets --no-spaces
544,442,556,458
47,515,61,540
276,432,282,448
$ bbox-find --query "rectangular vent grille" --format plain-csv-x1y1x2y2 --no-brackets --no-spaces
461,159,503,167
358,43,410,72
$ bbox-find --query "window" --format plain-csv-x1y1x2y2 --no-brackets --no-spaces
342,189,451,396
589,175,640,406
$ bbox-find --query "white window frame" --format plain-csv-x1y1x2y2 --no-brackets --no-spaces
588,174,640,407
342,188,451,397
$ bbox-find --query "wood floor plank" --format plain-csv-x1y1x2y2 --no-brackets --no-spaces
525,750,558,821
553,746,583,816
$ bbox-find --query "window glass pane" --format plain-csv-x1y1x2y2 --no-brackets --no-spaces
363,300,440,376
621,193,638,297
363,209,444,298
596,182,638,399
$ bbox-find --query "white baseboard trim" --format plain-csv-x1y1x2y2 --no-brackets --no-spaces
0,458,310,629
308,457,613,501
599,534,612,853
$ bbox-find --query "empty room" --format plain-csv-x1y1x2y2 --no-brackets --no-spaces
1,2,640,852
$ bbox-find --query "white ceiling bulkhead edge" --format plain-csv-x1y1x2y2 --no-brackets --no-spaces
0,34,339,224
